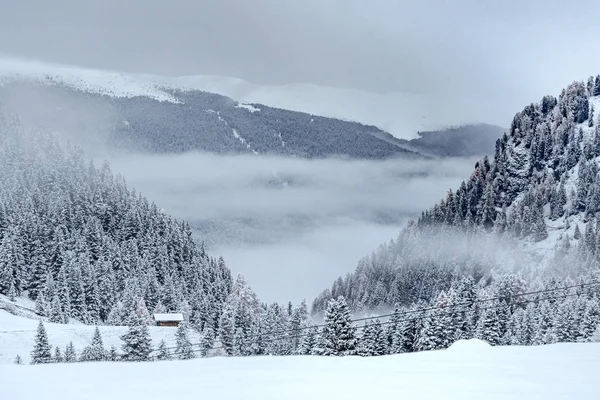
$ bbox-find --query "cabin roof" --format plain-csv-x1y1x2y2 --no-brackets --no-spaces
153,313,184,322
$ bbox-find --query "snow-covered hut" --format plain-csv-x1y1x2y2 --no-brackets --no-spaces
153,313,184,327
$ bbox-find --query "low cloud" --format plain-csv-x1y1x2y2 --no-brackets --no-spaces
107,151,476,302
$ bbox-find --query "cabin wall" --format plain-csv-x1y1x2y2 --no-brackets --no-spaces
156,321,180,327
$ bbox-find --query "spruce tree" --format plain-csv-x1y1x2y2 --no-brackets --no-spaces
49,293,65,324
108,346,119,361
54,346,64,363
64,341,77,362
156,339,171,360
30,320,53,364
80,326,106,361
175,322,195,360
120,317,153,361
321,296,357,356
475,303,502,345
199,326,215,357
14,354,23,364
298,326,318,355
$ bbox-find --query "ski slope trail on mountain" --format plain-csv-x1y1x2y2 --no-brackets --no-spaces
2,339,599,399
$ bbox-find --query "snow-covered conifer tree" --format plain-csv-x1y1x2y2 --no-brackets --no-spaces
120,317,153,361
64,341,77,362
54,346,63,363
156,339,171,361
175,322,195,360
31,320,52,364
321,296,357,356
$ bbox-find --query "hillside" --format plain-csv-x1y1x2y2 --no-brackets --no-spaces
313,75,600,315
0,58,505,160
155,74,507,140
0,111,232,333
3,339,599,399
0,59,426,160
0,306,201,365
403,124,507,157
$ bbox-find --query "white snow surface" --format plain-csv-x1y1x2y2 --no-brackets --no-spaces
0,57,497,139
2,336,599,399
0,308,200,365
0,57,180,103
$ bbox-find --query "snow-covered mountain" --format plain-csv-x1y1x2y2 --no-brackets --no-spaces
0,57,501,140
313,75,600,314
0,57,503,160
153,74,504,140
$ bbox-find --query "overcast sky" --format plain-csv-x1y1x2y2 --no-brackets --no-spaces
1,0,600,110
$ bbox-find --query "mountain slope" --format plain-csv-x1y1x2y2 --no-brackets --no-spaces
0,58,505,160
155,74,507,140
403,124,507,157
0,111,232,331
313,75,600,314
0,59,429,160
0,79,424,160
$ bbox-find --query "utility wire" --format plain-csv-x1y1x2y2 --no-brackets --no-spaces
148,280,600,355
27,284,599,363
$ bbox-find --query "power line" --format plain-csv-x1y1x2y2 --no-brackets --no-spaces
149,280,600,356
25,283,599,363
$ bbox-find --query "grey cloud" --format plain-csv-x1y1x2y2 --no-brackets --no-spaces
2,0,600,111
107,151,476,302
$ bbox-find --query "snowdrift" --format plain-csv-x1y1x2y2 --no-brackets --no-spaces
2,339,598,399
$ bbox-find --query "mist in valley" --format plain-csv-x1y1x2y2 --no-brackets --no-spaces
107,152,477,303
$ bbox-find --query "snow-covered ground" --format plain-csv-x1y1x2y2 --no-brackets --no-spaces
0,307,201,365
2,338,599,399
0,56,500,140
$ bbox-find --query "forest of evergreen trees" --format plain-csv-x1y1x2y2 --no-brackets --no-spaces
313,76,600,331
6,74,600,363
21,272,600,364
0,111,232,338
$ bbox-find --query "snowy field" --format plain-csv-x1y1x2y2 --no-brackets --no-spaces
0,308,201,365
2,338,599,399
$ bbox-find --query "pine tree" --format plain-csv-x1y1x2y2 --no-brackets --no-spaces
31,320,53,364
594,75,600,96
80,326,106,361
357,320,375,356
48,293,65,324
7,280,16,301
14,354,23,365
156,339,171,360
64,341,77,362
54,346,63,363
298,326,318,355
217,304,235,355
120,317,153,361
321,296,357,356
108,346,119,361
475,303,502,345
175,322,195,360
574,224,582,240
199,326,215,357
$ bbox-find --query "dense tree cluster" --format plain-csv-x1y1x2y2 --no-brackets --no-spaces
22,273,600,364
0,113,232,332
0,82,421,160
299,273,600,357
313,76,600,316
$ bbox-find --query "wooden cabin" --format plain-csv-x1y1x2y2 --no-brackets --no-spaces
153,313,184,327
